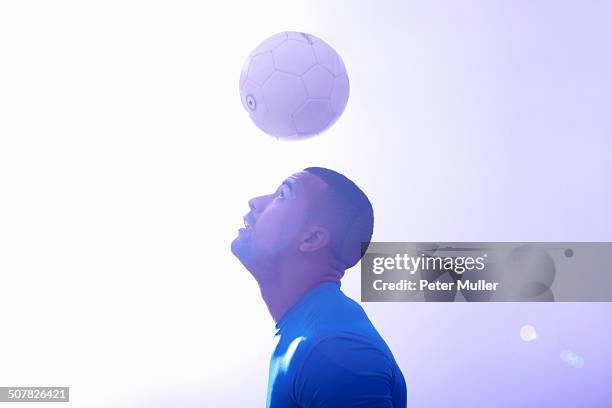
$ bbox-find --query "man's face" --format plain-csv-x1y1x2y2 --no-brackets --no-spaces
231,171,328,269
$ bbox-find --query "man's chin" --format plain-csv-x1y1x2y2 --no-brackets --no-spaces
231,233,254,261
230,235,246,257
232,236,263,277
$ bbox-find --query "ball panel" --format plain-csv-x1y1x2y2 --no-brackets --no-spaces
305,33,323,45
239,57,250,90
312,40,346,76
293,99,334,135
286,31,307,42
239,79,268,131
263,116,297,138
250,32,287,57
330,73,350,115
334,55,347,77
247,52,275,85
260,71,307,138
301,65,335,98
273,40,317,75
262,71,308,115
286,31,316,45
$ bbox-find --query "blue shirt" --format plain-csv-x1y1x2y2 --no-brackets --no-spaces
267,282,407,407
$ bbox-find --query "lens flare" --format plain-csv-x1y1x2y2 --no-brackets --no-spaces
560,350,584,368
519,325,537,342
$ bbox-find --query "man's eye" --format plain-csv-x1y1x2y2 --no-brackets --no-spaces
278,190,285,199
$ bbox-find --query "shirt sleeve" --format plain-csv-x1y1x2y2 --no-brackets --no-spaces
293,336,406,408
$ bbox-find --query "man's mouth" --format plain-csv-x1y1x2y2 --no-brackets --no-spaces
240,214,255,234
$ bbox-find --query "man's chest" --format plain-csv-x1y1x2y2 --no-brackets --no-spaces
266,335,310,408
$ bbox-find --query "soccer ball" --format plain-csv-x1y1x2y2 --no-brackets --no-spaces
239,31,350,140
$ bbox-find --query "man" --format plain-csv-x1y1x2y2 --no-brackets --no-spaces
231,167,407,408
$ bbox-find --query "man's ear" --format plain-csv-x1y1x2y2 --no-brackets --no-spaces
299,226,331,253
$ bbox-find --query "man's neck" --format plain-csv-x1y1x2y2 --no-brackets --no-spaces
257,263,341,323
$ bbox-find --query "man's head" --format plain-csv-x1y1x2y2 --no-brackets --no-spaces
231,167,374,282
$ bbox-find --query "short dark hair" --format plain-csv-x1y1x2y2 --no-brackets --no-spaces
304,167,374,269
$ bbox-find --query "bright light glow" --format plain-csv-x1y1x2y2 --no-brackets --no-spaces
520,325,537,342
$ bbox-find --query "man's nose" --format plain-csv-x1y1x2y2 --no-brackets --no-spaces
248,195,270,213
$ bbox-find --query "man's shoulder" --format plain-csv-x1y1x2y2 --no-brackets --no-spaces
287,331,395,382
297,290,390,353
308,288,373,327
277,288,394,373
289,334,403,406
304,332,393,361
